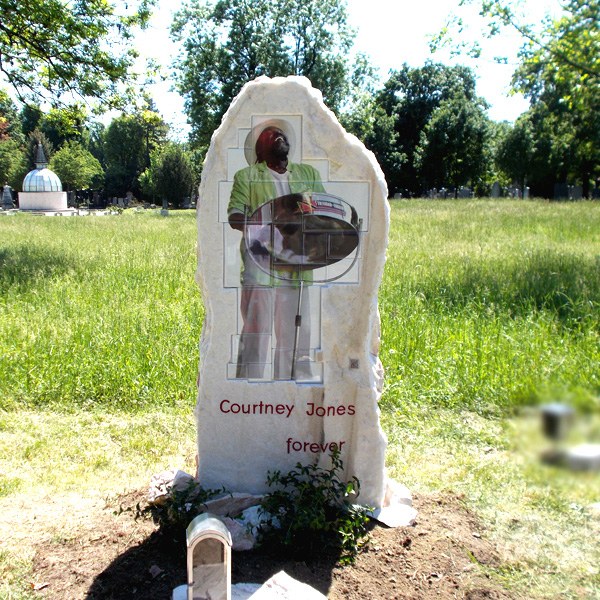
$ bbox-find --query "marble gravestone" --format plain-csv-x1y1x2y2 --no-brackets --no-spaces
195,76,390,509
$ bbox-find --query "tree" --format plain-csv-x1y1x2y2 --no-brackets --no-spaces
512,0,599,196
141,143,195,207
39,105,88,149
414,95,491,195
171,0,358,148
49,141,104,191
369,62,483,196
514,101,579,198
495,115,534,195
433,0,599,197
0,138,27,188
338,55,409,191
87,122,106,167
103,108,169,197
0,91,28,188
0,0,154,108
433,0,599,80
0,90,24,142
20,104,43,137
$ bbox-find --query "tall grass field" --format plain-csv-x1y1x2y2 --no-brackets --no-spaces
1,200,599,598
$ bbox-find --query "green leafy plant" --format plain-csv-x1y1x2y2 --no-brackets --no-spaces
258,449,372,563
137,481,227,533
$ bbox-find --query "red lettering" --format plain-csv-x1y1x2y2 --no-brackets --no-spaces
306,403,356,417
286,437,347,454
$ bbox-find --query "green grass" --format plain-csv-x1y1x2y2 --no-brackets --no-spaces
0,210,203,411
0,201,599,599
381,199,600,415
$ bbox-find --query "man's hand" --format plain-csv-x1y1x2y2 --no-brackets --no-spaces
228,213,245,231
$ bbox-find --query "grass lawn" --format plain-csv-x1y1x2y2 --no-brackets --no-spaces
1,200,598,598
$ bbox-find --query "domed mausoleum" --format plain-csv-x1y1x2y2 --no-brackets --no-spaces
19,144,68,211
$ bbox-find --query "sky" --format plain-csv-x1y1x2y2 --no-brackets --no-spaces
133,0,562,137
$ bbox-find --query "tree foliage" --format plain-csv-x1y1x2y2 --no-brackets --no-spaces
495,115,534,194
512,0,599,195
0,90,23,142
38,105,89,149
49,141,104,191
141,143,195,207
433,0,599,196
171,0,357,148
415,95,491,194
0,138,27,188
365,62,485,196
103,108,169,197
0,0,154,108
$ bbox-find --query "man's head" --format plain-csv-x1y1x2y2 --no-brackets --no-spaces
255,126,290,164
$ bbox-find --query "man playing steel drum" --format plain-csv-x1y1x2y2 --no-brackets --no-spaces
228,122,325,381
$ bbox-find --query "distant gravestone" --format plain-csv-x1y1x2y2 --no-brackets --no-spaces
570,185,582,200
2,184,14,209
554,183,569,200
490,181,501,198
195,76,389,508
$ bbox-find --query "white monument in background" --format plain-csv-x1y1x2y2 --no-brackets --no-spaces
195,76,396,512
18,144,68,212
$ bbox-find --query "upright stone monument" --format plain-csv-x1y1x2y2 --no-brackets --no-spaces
2,184,14,209
490,181,501,199
195,76,389,509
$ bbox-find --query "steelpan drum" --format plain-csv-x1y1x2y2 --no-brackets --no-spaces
244,193,360,283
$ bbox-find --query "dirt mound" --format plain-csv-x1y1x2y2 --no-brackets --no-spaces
27,490,512,599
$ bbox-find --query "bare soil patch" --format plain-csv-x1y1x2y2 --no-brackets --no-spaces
23,490,513,599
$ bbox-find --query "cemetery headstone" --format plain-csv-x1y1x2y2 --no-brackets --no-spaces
195,76,389,509
490,181,501,198
2,184,14,209
554,183,569,200
569,185,582,200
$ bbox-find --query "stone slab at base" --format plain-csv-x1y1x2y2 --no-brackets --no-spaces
173,571,326,600
18,208,78,217
566,444,600,471
371,478,418,527
18,191,68,211
372,503,418,527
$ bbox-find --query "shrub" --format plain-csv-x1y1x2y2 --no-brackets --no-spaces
258,449,372,563
137,481,226,534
